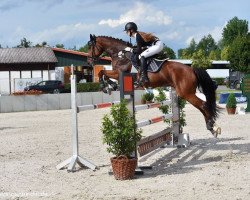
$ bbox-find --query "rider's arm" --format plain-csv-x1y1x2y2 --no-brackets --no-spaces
134,33,144,54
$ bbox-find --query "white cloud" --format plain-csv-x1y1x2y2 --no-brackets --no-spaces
29,23,95,44
98,2,172,27
185,22,226,45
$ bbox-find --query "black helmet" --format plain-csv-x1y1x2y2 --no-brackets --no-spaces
124,22,138,32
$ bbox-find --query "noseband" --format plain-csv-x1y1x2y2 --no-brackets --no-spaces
88,41,103,66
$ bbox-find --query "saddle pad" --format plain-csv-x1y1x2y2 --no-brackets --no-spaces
147,58,168,73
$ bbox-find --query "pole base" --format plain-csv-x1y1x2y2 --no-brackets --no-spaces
57,155,97,172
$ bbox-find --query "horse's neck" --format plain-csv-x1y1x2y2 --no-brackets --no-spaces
100,40,126,57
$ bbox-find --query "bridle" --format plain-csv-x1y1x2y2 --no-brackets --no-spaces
87,40,103,66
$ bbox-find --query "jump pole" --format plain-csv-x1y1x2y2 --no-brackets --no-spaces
56,64,97,172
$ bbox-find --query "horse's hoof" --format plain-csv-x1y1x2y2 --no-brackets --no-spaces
212,126,221,138
102,88,108,93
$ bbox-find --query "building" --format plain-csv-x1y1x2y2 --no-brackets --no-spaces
0,47,111,94
0,47,57,94
171,59,230,78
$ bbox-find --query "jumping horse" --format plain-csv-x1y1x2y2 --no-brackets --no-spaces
87,34,221,137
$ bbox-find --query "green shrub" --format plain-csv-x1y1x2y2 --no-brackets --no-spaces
64,82,101,93
226,93,237,108
213,78,225,85
141,92,154,102
101,100,142,157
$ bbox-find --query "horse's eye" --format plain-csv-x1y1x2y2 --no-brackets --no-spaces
87,41,92,46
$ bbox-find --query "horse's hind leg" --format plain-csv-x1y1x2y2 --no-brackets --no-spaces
184,94,221,137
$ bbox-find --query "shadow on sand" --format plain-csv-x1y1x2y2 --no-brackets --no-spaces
136,137,249,179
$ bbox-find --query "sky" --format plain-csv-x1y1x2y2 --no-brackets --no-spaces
0,0,249,53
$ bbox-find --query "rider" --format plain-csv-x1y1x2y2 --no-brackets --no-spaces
124,22,164,84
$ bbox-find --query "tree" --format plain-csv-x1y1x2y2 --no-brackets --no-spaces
196,34,217,56
221,46,229,60
208,49,221,60
179,49,192,59
55,44,64,48
187,38,197,55
228,35,250,72
35,41,48,47
17,37,32,48
191,49,212,69
178,39,196,59
79,44,88,52
222,17,248,46
162,46,176,59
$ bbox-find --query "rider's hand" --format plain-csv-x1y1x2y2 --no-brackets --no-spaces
118,51,124,58
124,47,133,52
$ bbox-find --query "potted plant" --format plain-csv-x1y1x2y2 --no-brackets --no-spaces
141,92,154,104
226,93,237,114
101,100,142,180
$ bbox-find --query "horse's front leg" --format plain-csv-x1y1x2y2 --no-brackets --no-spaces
98,69,119,93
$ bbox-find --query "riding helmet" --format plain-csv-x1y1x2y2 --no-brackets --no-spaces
124,22,138,32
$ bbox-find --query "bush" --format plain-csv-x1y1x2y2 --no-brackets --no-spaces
213,78,226,85
226,93,237,108
141,92,154,102
64,82,101,93
101,100,142,157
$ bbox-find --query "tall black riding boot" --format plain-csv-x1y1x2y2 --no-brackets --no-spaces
139,56,149,84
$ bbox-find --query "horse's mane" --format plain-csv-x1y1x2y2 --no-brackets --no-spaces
97,36,131,46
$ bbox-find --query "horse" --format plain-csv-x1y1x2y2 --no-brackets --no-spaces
87,34,221,137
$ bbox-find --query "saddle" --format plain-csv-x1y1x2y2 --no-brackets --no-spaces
147,57,169,73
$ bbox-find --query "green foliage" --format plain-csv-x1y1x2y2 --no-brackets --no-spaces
213,78,226,85
228,35,250,72
154,87,187,132
191,49,212,69
64,82,100,92
178,48,192,59
141,92,154,102
226,93,237,108
222,17,248,46
154,88,170,124
101,100,142,157
17,38,32,48
221,46,230,60
55,44,64,48
196,34,217,57
79,43,88,53
162,46,176,59
208,50,221,60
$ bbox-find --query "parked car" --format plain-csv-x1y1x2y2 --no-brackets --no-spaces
228,71,244,89
24,80,64,94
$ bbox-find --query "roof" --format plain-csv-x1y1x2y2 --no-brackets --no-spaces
52,47,112,61
0,47,58,64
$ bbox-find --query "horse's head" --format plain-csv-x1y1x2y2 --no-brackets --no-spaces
87,34,104,65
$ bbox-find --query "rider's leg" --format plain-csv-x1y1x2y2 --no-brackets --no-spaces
139,56,149,83
139,41,164,84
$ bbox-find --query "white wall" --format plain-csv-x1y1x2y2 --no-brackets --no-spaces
206,69,229,78
0,70,55,94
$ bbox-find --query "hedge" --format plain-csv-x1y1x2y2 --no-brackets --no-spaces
64,82,101,93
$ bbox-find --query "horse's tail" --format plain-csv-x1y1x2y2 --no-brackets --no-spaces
193,68,219,121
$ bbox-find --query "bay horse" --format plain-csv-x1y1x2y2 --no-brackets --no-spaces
87,34,221,137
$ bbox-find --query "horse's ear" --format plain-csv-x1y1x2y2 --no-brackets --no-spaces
90,34,93,41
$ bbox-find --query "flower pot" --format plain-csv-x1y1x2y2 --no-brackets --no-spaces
110,156,137,180
141,99,146,104
226,107,236,114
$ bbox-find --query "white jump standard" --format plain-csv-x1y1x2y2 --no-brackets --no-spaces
57,65,97,172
